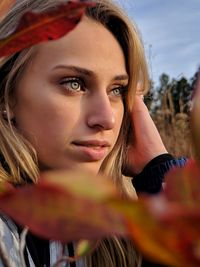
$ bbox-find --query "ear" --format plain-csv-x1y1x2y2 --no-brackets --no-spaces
1,106,15,121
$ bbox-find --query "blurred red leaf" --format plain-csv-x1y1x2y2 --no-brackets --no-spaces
127,197,200,267
108,198,187,267
0,1,94,57
113,161,200,267
0,0,15,20
164,160,200,206
0,162,200,267
0,170,127,243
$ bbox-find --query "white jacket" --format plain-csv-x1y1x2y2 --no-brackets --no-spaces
0,214,84,267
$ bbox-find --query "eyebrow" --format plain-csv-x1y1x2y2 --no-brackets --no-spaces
52,65,129,81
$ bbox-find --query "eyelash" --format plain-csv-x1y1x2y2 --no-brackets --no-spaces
59,77,128,98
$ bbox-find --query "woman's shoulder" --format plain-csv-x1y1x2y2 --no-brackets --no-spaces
0,214,76,267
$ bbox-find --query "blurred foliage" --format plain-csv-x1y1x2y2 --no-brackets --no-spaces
0,1,93,57
1,160,200,267
0,2,200,267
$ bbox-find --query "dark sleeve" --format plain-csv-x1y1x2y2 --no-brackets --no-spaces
141,259,169,267
132,153,187,194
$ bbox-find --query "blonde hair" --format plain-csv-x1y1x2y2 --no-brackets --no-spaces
0,0,149,266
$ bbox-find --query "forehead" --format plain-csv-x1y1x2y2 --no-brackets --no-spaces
30,16,127,77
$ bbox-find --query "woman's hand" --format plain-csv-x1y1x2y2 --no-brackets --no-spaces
124,95,167,175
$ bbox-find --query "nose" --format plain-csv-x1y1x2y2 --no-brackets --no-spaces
86,93,115,130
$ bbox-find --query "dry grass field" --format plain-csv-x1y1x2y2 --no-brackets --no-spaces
150,91,192,158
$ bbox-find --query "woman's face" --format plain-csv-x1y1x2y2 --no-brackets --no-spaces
12,16,128,174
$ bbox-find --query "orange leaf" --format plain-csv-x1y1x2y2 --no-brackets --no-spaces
110,198,186,267
112,195,200,267
0,1,94,57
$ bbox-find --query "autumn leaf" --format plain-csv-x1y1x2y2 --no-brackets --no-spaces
0,1,94,57
164,159,200,206
0,163,200,267
108,198,187,267
127,197,200,267
0,0,15,21
0,170,127,243
112,161,200,267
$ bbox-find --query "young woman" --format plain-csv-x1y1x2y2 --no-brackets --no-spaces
0,0,186,266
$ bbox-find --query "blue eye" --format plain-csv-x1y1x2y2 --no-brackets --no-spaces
71,81,80,89
60,78,84,92
112,88,121,96
111,86,127,97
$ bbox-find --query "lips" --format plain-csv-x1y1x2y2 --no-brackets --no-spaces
72,140,110,161
72,140,110,148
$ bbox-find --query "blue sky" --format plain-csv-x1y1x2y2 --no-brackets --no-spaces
116,0,200,86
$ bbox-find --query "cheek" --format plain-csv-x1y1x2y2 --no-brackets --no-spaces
17,106,71,140
14,89,72,148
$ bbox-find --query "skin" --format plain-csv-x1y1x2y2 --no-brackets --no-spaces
11,16,128,174
126,95,167,175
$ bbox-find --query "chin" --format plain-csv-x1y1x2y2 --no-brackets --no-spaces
75,162,101,176
39,158,102,175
